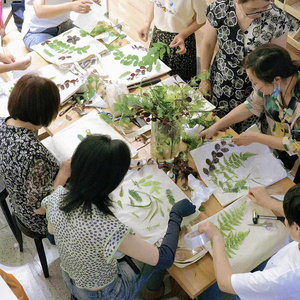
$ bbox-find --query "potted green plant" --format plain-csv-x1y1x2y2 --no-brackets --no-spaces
114,74,210,161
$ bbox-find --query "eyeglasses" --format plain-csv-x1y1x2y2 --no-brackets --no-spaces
243,1,274,17
252,82,267,92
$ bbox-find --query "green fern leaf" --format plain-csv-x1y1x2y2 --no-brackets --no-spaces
166,189,175,205
128,190,143,202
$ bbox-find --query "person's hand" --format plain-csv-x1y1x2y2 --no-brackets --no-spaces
1,54,15,64
247,186,272,208
171,198,196,218
198,125,218,140
11,57,32,70
169,33,186,54
138,25,150,42
71,0,92,13
232,131,259,146
198,221,222,241
199,78,212,99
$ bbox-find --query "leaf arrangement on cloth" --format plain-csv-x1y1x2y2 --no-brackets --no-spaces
202,196,288,273
216,202,250,258
101,42,171,86
191,142,287,206
111,164,194,244
32,27,107,65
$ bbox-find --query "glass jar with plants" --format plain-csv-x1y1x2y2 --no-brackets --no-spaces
114,74,210,161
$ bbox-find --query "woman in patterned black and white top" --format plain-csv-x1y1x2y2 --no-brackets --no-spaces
199,0,289,133
0,74,70,236
42,134,196,300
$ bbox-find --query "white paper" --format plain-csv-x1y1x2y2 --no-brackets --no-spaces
191,142,287,207
111,164,193,244
32,27,107,65
42,110,137,161
73,2,106,33
101,42,171,86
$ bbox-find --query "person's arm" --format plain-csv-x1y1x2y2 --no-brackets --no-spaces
232,131,286,150
198,21,217,96
247,187,284,216
33,0,92,19
169,19,203,54
118,199,196,268
53,159,71,191
198,221,236,294
0,58,31,73
271,32,288,48
199,103,253,139
137,1,154,42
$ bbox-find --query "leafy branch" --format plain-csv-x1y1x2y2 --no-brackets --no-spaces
215,202,250,258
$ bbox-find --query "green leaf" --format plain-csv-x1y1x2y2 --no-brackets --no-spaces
119,186,124,197
166,189,175,205
117,200,123,209
128,190,143,202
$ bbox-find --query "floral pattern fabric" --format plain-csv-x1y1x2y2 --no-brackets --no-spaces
206,0,289,133
42,186,132,289
245,72,300,155
0,118,59,234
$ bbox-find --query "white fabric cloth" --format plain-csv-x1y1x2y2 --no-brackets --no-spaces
151,0,207,33
22,0,71,35
231,241,300,300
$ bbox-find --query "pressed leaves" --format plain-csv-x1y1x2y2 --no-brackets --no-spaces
116,174,175,225
215,202,250,258
203,141,260,193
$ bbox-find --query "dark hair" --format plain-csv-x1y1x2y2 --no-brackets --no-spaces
283,184,300,227
244,44,300,83
60,134,131,216
8,74,60,127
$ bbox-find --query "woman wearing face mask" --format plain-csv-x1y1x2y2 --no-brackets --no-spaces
199,44,300,183
199,0,289,134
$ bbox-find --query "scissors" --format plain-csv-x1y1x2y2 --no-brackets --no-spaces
248,221,277,231
96,108,113,119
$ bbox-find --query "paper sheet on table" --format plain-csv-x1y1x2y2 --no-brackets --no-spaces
42,110,137,161
111,164,198,245
101,42,171,86
73,2,106,33
32,27,107,65
1,64,84,105
0,93,9,118
200,196,289,273
191,142,287,207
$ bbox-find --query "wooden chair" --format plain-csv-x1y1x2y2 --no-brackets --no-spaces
12,212,50,278
0,188,23,250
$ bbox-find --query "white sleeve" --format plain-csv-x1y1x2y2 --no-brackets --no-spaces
193,0,207,25
231,267,300,300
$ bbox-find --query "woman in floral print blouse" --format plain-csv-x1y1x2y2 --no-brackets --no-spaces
199,0,289,134
200,44,300,183
0,74,70,238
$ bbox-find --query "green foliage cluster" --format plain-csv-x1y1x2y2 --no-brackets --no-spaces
203,142,260,193
113,42,169,73
114,74,208,131
116,174,175,225
47,39,90,55
216,202,250,258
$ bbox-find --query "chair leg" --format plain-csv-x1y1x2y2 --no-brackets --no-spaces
34,238,49,278
11,212,23,252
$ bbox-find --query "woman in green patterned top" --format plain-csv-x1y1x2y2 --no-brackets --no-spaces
199,44,300,183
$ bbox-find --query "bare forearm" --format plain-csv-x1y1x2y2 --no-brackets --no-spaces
33,2,73,18
145,1,154,27
212,235,235,294
180,20,202,39
213,104,253,131
252,133,285,151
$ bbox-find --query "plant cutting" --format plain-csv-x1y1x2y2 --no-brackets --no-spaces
114,73,210,161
